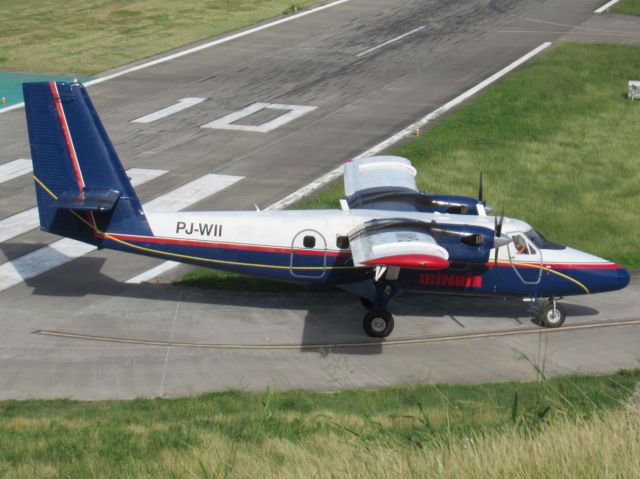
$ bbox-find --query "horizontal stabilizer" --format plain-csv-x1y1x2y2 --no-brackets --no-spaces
362,254,449,270
54,188,121,211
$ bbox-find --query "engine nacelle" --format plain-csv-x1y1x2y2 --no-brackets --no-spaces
347,188,492,215
429,223,497,263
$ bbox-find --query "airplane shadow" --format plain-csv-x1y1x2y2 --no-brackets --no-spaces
16,254,600,357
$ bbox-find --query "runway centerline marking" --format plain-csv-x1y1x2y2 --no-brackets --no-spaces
0,159,32,184
0,0,350,115
36,317,640,350
201,103,317,133
267,41,552,210
595,0,621,13
0,173,242,292
356,26,425,57
0,168,167,244
132,98,206,124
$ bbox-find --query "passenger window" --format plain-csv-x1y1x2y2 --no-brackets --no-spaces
303,235,316,248
336,236,349,249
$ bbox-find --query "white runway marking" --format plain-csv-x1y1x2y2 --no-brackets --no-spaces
267,42,552,210
132,98,206,124
201,103,317,133
0,168,167,243
126,261,181,284
0,0,350,115
356,26,425,57
0,159,32,184
595,0,620,13
143,174,243,213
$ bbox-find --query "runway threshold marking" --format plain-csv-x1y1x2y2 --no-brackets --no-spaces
595,0,621,13
267,41,552,210
0,168,167,243
356,26,425,57
36,317,640,351
132,98,207,124
0,159,32,184
0,0,350,115
0,173,242,292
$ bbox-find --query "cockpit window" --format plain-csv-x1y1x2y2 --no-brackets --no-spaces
524,229,566,250
512,234,531,255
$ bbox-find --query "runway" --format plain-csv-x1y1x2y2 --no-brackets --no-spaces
1,0,639,399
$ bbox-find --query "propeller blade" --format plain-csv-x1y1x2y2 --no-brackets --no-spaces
496,209,505,237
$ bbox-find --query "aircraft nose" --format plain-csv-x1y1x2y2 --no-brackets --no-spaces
616,265,631,290
587,263,630,293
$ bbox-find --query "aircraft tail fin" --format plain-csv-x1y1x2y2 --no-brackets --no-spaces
23,81,152,244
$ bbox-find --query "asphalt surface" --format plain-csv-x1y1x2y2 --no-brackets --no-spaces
1,0,639,399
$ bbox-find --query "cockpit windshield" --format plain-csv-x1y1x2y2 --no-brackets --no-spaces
524,229,565,250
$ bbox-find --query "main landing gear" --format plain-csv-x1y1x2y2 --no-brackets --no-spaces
362,308,395,338
356,281,402,338
537,297,566,328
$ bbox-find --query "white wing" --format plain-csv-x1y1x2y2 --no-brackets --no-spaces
344,156,418,198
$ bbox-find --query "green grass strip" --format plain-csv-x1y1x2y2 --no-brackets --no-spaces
0,370,637,477
0,1,319,75
615,0,640,15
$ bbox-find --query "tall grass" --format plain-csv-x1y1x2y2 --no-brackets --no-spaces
0,371,638,477
0,0,319,75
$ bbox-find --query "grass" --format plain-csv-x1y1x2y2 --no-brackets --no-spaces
177,267,332,292
0,0,320,75
615,0,640,15
0,370,638,477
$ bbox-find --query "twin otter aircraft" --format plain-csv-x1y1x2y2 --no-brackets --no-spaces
23,81,630,337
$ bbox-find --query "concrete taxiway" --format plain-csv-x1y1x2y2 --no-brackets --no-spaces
1,0,639,399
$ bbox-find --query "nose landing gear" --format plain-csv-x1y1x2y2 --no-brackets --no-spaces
538,298,566,328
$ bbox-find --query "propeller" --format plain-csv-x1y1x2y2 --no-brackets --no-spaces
493,209,511,264
476,171,494,214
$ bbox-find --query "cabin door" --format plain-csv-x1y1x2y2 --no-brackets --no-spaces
507,232,543,285
290,230,327,279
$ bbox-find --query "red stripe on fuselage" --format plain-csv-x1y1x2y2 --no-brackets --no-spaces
49,81,84,191
102,232,350,257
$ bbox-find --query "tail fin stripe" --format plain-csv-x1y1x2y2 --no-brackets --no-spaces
48,81,85,192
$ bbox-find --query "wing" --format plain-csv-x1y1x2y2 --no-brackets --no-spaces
344,156,418,198
348,218,449,270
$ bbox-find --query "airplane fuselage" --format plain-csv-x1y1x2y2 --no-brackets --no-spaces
93,208,630,299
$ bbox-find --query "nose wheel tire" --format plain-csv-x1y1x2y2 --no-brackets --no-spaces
363,309,395,338
538,301,566,328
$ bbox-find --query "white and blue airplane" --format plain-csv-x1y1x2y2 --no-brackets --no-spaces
23,81,630,337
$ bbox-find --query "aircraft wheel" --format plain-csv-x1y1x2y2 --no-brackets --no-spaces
538,301,566,328
363,309,394,338
360,297,373,309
